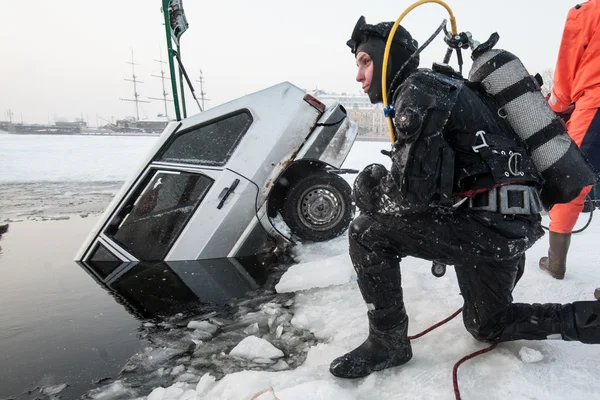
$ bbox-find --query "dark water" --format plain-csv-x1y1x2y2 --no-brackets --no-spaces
0,217,306,400
0,218,143,400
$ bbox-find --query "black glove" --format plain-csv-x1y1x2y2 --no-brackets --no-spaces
353,163,388,212
556,103,575,124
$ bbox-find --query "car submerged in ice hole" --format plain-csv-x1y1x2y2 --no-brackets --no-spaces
76,82,358,263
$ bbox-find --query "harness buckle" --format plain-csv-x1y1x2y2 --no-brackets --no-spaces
468,187,498,212
498,185,531,214
467,185,541,215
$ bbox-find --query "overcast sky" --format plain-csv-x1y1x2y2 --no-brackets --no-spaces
0,0,574,125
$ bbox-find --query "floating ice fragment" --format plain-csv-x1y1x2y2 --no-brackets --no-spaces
244,322,260,335
170,364,186,375
195,373,216,394
41,384,68,395
187,320,218,334
229,335,284,360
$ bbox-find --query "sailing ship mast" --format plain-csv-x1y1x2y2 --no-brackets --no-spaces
195,69,210,110
149,49,172,119
120,48,149,121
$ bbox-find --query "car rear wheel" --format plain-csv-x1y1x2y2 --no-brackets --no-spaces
281,171,354,242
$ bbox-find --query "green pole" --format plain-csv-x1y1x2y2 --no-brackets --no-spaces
162,0,181,121
178,44,188,118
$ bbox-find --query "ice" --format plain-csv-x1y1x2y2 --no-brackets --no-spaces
195,373,216,394
41,383,67,395
147,387,167,400
139,212,600,400
229,335,285,360
88,380,136,399
170,364,186,375
176,373,198,382
244,322,260,335
148,383,196,400
190,329,214,341
178,389,199,400
519,346,544,363
275,254,354,293
276,380,355,400
0,134,157,183
187,320,219,334
271,213,292,237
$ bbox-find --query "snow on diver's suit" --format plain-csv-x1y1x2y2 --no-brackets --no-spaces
330,15,600,380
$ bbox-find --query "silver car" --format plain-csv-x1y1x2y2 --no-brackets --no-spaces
75,82,358,263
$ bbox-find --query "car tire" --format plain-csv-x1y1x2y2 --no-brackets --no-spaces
281,171,355,242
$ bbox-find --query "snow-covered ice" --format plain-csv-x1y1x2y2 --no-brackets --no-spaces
275,254,354,293
115,142,600,400
120,226,600,399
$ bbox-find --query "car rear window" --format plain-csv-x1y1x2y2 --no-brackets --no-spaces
104,170,213,260
158,110,253,166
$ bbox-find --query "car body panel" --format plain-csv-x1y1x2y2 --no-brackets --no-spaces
75,81,357,262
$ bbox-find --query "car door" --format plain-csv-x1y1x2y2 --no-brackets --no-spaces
84,110,261,262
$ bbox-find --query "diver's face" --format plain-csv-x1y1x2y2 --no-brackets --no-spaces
355,51,373,94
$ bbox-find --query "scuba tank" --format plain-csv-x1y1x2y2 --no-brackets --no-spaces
467,33,598,210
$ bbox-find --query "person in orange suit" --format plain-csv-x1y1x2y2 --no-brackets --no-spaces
540,1,600,280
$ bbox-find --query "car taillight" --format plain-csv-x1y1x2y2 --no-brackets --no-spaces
303,94,326,113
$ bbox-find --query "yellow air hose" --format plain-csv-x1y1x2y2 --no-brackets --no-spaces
382,0,458,144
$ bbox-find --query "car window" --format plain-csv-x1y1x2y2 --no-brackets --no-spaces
158,110,253,166
87,243,123,278
104,170,213,260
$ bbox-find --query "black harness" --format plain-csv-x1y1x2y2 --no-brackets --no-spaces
381,67,542,214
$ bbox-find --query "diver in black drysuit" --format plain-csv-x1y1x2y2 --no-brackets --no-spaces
329,16,600,379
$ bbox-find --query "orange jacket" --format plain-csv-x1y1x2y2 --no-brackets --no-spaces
550,1,600,112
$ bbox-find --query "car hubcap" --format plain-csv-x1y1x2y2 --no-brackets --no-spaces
297,186,344,231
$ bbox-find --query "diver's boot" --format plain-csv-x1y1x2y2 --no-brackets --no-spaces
329,308,412,378
539,231,571,279
562,301,600,344
329,261,412,379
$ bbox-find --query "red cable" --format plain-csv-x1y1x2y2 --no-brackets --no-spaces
452,343,498,400
407,307,498,400
408,307,463,340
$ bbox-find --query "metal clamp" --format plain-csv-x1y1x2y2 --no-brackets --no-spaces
498,185,530,214
467,185,542,215
468,187,498,212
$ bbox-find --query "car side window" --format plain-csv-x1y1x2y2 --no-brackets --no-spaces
104,171,213,260
158,110,253,166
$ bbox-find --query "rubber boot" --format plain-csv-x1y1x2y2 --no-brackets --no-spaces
539,231,571,279
329,261,412,379
569,301,600,343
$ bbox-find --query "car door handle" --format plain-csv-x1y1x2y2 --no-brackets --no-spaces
217,178,240,209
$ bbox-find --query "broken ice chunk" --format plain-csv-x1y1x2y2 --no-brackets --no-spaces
41,384,68,395
244,322,260,335
518,346,544,363
187,320,219,334
229,335,284,360
195,373,216,394
170,364,186,375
